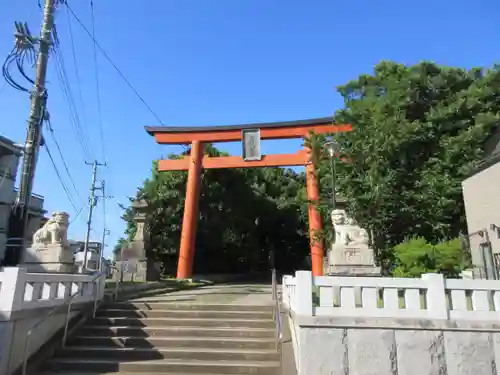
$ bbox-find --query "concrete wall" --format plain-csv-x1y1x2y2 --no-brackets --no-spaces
283,271,500,375
462,160,500,279
1,306,83,374
292,315,500,375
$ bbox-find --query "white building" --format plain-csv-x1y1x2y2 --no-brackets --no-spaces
0,135,46,265
73,241,103,272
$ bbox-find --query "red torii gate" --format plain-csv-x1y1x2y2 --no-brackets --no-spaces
145,117,352,278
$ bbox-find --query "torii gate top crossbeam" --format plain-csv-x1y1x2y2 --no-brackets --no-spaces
145,117,352,144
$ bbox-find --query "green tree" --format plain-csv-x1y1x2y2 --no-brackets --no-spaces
112,237,128,259
392,237,470,278
314,61,500,270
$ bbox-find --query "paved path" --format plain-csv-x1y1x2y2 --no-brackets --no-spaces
130,283,274,305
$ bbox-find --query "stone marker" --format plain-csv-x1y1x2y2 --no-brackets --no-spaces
116,199,161,282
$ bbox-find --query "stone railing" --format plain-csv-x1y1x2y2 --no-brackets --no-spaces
283,270,500,320
0,267,105,375
0,267,99,316
283,271,500,375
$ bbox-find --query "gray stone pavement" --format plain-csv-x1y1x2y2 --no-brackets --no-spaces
130,283,275,305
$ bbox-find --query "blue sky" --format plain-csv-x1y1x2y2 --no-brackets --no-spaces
0,0,499,258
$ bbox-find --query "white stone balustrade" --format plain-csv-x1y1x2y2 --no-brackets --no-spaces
0,267,104,316
283,270,500,321
0,267,106,375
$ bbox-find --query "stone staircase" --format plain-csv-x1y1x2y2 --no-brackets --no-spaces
38,300,280,374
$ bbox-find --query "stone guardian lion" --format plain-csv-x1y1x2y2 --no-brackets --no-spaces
32,211,70,247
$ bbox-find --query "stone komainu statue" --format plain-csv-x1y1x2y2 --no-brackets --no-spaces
32,211,70,247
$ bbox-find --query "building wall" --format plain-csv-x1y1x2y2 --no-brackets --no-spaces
462,160,500,278
0,136,46,263
0,143,22,261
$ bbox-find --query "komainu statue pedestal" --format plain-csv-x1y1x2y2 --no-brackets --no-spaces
328,245,381,276
24,243,75,272
327,209,381,276
22,212,76,273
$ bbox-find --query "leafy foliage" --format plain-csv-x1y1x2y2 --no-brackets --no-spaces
392,237,470,278
112,238,128,258
313,61,500,270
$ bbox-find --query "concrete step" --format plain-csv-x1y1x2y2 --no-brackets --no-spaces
96,309,273,320
69,335,276,350
57,346,280,362
102,302,273,312
88,317,275,329
42,358,280,374
76,325,276,338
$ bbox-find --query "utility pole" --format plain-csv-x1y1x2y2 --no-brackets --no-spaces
82,161,106,271
8,0,57,265
99,228,110,271
98,179,112,271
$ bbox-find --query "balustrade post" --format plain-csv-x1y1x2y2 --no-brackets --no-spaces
0,267,27,315
295,271,313,316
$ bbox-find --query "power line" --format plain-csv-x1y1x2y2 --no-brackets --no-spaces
65,3,165,126
52,43,94,161
69,205,84,224
63,4,89,148
44,141,80,211
89,0,105,162
45,116,84,204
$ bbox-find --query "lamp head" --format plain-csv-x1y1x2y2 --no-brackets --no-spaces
324,140,340,157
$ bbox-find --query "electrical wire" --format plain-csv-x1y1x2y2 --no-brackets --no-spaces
2,48,30,92
52,41,95,162
64,3,165,126
89,0,106,163
45,117,84,205
44,141,81,212
63,5,89,152
69,205,84,224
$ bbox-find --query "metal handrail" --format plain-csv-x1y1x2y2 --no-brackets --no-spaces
21,268,120,375
271,268,283,374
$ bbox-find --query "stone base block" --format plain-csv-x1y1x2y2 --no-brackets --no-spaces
116,259,161,282
22,243,76,273
327,244,381,276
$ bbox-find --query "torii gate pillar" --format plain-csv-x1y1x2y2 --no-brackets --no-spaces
177,140,204,279
305,146,324,277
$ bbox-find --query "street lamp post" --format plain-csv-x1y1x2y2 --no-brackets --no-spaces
324,140,340,211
